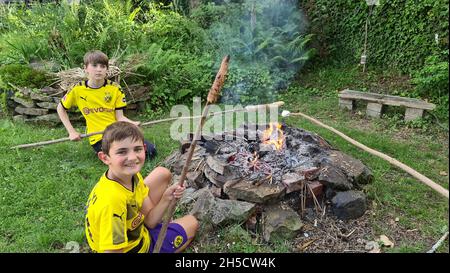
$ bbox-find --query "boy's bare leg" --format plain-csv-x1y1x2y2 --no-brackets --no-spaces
172,215,199,253
143,167,171,205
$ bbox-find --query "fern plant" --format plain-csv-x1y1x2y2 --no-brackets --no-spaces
193,0,315,103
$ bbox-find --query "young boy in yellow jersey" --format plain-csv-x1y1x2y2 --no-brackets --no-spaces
85,121,199,253
57,50,156,159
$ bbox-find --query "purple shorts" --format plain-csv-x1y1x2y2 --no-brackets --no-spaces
147,222,188,253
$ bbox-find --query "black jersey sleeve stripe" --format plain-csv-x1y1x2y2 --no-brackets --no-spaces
60,100,69,110
115,106,126,110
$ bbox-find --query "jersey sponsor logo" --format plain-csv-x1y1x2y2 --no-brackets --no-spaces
82,107,114,115
173,235,184,248
131,212,143,229
104,92,112,103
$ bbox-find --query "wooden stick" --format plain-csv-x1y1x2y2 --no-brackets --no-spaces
307,182,323,213
153,55,230,253
10,100,283,150
10,131,104,149
287,111,449,199
427,231,449,253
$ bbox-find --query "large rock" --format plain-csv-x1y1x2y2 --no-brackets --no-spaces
223,180,286,204
13,115,27,122
203,164,240,188
331,190,367,220
30,92,54,102
190,189,256,227
262,204,303,243
186,170,208,189
171,146,206,175
318,164,353,191
31,113,61,123
282,172,305,193
327,151,373,186
15,106,48,116
179,187,209,206
13,97,35,108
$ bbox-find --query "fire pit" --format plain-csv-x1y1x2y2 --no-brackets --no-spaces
164,123,373,242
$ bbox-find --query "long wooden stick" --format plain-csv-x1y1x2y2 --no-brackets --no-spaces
153,55,230,253
427,231,449,253
10,101,284,150
287,111,449,199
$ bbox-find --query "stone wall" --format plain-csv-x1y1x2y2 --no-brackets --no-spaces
8,84,151,124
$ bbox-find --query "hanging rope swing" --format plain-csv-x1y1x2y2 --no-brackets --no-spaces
361,1,377,72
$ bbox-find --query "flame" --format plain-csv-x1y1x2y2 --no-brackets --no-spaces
262,122,285,151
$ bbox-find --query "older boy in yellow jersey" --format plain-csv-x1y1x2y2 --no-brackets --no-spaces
57,50,156,159
85,121,199,253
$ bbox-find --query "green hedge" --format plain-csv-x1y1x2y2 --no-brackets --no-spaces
300,0,449,73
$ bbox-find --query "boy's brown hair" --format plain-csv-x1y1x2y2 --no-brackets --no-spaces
101,121,144,155
83,50,109,68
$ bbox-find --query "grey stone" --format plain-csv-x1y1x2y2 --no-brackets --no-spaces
31,113,61,123
36,102,58,109
331,190,367,220
262,204,303,243
13,115,27,122
318,164,353,191
179,187,209,206
40,86,60,95
405,108,424,122
366,102,384,118
282,172,305,193
190,189,256,226
206,155,227,175
327,151,373,186
15,106,48,116
186,170,208,189
339,98,354,111
223,180,286,204
203,164,240,188
30,92,54,102
13,97,35,108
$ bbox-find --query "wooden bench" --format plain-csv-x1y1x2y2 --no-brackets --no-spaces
338,89,436,121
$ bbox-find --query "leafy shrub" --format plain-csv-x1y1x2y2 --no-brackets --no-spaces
300,0,449,73
0,64,52,89
412,50,449,102
192,0,314,102
410,50,449,120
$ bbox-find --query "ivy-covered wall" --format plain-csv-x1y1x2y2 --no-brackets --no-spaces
300,0,449,73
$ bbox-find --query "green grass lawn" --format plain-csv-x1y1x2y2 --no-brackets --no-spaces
0,65,448,253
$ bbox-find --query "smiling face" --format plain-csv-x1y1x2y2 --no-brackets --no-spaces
99,137,146,183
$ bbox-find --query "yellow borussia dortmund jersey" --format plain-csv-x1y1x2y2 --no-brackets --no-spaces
61,80,127,145
85,172,150,253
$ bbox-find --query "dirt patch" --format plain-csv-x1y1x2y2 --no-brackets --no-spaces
292,207,373,253
291,206,437,253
